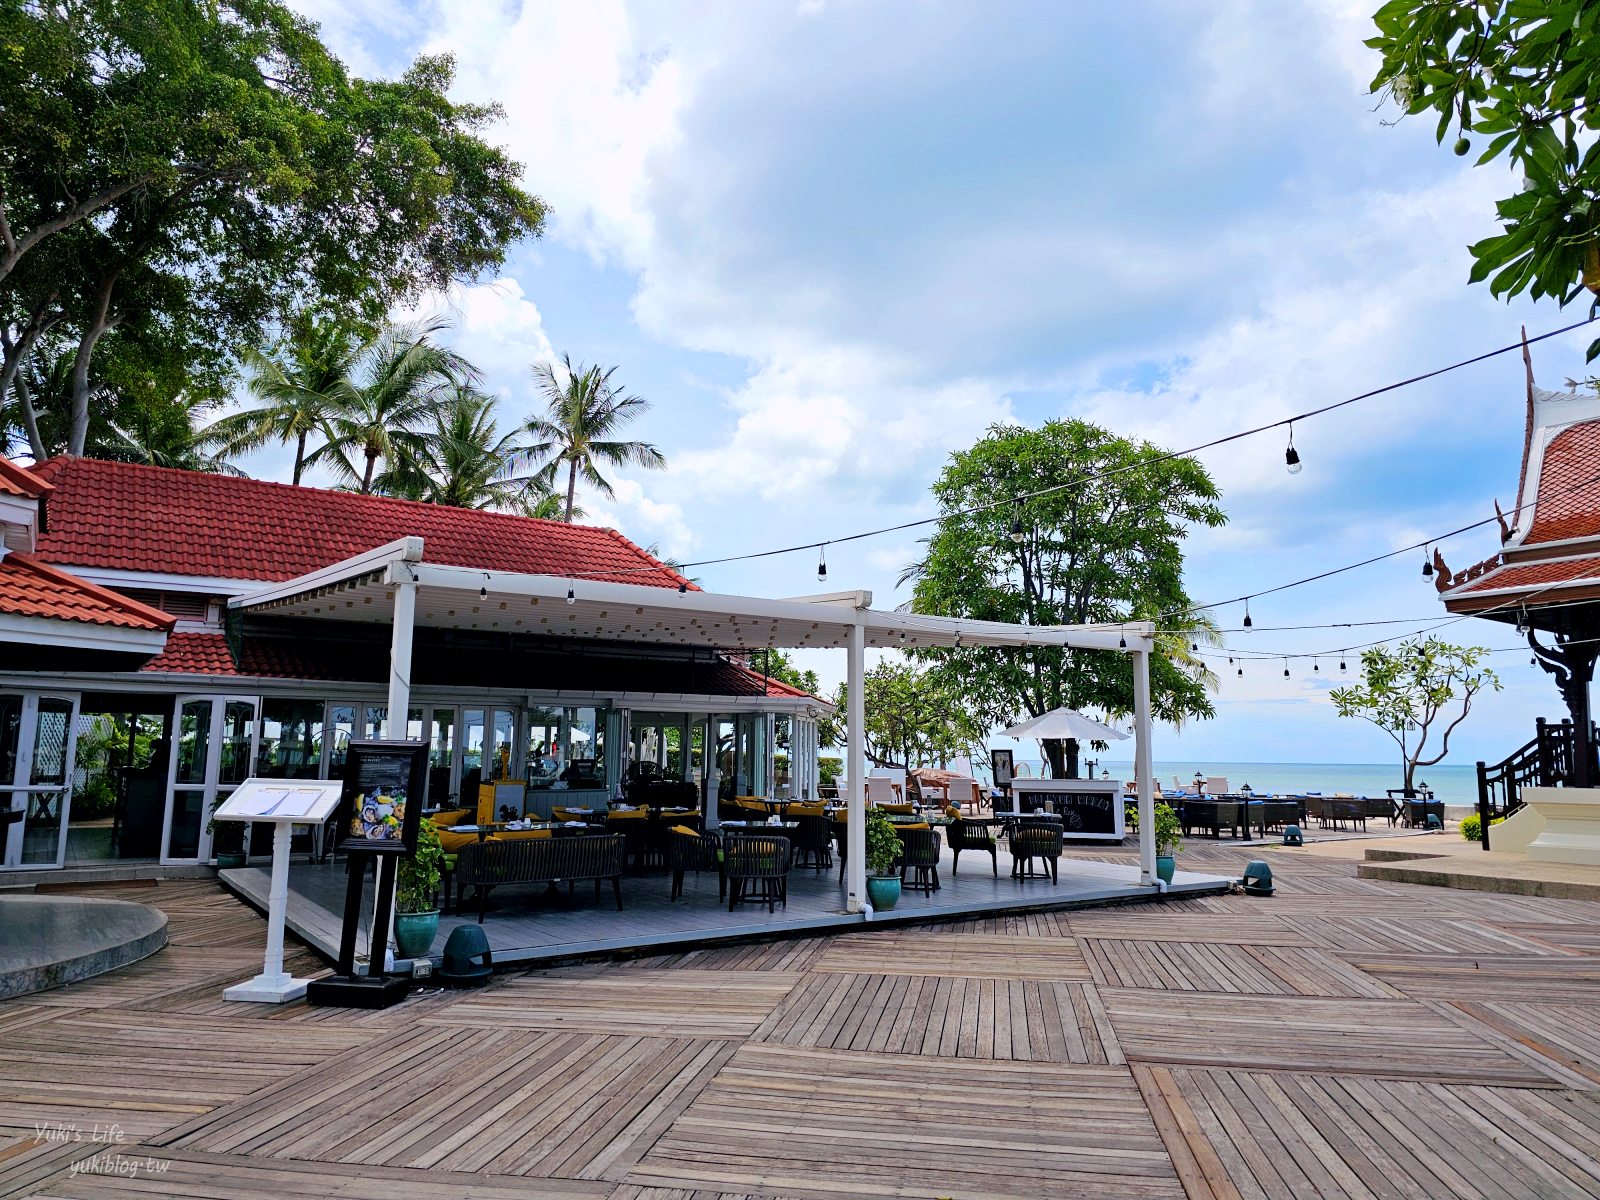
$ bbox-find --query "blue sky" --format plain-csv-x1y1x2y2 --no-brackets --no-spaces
258,0,1595,766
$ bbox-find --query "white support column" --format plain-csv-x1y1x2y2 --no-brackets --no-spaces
846,617,867,913
1132,646,1157,887
385,576,417,739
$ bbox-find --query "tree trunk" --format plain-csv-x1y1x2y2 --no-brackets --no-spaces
1042,738,1080,779
1403,757,1416,796
361,447,378,493
292,429,307,486
68,268,124,456
12,372,46,462
0,296,59,445
564,457,579,522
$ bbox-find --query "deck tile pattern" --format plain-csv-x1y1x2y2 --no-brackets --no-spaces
7,847,1600,1198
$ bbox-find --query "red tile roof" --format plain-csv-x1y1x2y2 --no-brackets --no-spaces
0,457,52,499
30,457,694,588
0,551,175,631
1457,553,1600,595
1525,422,1600,545
139,631,240,674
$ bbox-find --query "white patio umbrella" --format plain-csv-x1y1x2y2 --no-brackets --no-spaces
1000,707,1130,743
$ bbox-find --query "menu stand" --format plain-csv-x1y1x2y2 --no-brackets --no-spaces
212,780,343,1004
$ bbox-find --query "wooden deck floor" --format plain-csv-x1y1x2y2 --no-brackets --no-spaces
5,841,1600,1198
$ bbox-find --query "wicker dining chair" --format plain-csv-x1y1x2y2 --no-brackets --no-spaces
791,815,834,872
725,834,792,913
666,827,725,902
897,828,942,893
946,817,998,877
1010,823,1063,883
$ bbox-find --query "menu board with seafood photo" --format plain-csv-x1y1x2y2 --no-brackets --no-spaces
334,739,428,855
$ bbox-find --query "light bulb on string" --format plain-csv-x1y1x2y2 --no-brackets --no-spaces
1285,422,1302,475
1313,658,1320,672
566,584,576,606
1119,633,1127,649
1283,658,1290,678
1237,665,1243,677
481,572,490,600
1009,509,1025,544
1339,658,1347,672
954,629,962,649
677,580,687,594
1422,546,1433,578
817,545,828,583
899,629,906,643
1243,599,1253,629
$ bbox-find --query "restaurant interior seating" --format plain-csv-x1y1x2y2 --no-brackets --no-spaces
725,833,792,912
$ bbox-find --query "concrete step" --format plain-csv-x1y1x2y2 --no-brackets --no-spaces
0,895,168,999
1362,848,1450,863
1357,849,1600,902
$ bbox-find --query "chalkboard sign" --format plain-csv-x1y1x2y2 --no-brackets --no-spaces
990,748,1014,789
334,739,428,856
1014,785,1121,837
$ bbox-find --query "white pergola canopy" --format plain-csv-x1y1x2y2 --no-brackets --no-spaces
231,536,1161,910
232,537,1151,655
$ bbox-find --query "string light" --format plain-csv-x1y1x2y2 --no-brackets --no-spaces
1009,510,1026,544
480,584,488,600
817,545,828,583
1340,659,1347,671
1285,422,1302,475
678,580,687,594
566,585,576,606
1119,634,1127,648
1313,658,1319,672
1422,546,1433,578
1243,600,1253,629
1282,658,1290,678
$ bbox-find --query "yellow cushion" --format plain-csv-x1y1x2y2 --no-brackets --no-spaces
607,808,646,820
438,829,494,853
879,802,916,815
669,824,699,837
944,805,963,820
432,808,470,828
497,828,552,841
895,821,931,831
787,803,824,818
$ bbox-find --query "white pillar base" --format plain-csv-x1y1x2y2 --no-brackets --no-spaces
224,972,309,1004
1524,787,1600,867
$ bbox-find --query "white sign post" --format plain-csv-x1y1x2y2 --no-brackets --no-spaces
213,779,342,1004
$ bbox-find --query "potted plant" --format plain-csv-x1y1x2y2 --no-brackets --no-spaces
207,802,247,869
1153,801,1182,884
864,807,902,911
394,816,445,959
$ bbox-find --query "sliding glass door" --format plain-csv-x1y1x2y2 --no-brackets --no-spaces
0,691,80,870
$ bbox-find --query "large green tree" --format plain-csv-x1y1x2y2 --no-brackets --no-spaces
905,420,1225,778
1330,637,1501,792
1367,1,1600,357
826,658,986,770
1,0,544,455
507,355,666,521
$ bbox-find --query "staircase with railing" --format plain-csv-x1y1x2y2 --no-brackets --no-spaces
1476,718,1599,851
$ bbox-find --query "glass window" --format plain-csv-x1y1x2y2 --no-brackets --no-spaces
523,706,561,785
256,699,325,779
462,709,486,779
176,700,213,786
774,714,793,796
218,700,255,786
491,709,515,780
326,704,357,775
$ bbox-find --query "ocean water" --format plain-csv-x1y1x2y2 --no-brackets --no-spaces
1010,760,1482,807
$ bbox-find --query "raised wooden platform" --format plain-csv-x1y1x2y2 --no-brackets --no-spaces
220,843,1231,968
6,843,1600,1198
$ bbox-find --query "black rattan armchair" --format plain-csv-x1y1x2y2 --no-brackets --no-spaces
666,827,724,902
725,834,792,912
897,828,942,893
792,815,833,872
1010,823,1063,883
946,818,997,877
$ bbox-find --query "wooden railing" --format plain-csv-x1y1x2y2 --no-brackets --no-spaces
1476,718,1598,851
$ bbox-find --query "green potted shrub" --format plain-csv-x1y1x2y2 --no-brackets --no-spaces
207,802,247,869
864,807,902,911
394,817,445,959
1153,801,1182,885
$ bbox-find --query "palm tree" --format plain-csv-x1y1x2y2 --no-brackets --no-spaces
506,354,666,521
372,385,564,515
312,318,470,494
206,315,365,485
